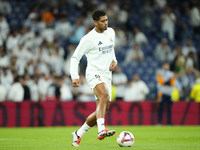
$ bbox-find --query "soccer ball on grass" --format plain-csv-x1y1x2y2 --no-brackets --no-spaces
117,131,134,147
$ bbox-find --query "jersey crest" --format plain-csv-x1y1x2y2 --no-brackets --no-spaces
110,37,113,42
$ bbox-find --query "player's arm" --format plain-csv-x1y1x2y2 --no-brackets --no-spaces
109,60,117,71
110,30,117,71
70,37,88,87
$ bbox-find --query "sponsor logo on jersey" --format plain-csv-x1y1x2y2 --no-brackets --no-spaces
99,45,113,51
98,45,113,54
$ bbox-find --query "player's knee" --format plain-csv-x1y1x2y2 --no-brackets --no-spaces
100,93,110,103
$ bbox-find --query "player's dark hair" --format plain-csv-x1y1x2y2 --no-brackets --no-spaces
92,9,106,21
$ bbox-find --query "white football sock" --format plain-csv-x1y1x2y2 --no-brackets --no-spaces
77,122,91,137
97,118,105,133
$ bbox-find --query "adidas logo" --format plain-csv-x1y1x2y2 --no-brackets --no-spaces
98,41,102,45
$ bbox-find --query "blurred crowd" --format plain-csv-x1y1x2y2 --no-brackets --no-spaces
0,0,200,102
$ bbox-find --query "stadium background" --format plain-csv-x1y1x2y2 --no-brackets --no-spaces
0,0,200,127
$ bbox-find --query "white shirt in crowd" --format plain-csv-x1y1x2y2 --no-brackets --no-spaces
182,45,197,57
60,83,73,101
190,7,200,27
0,69,13,91
134,31,148,45
6,34,21,53
112,71,128,99
50,51,64,76
42,27,55,43
0,52,9,68
38,76,52,100
0,0,12,14
0,84,7,101
55,20,72,38
7,82,24,102
124,80,150,102
76,82,95,102
125,46,144,63
0,17,9,41
161,12,176,40
26,79,40,102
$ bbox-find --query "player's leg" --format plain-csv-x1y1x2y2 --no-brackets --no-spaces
166,96,173,125
93,82,115,140
72,99,110,146
158,96,165,125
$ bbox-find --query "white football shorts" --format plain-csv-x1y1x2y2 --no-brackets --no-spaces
86,74,111,101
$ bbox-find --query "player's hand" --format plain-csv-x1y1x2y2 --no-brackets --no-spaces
109,60,117,71
72,79,81,87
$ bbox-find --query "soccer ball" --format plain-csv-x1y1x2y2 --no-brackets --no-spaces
117,131,134,147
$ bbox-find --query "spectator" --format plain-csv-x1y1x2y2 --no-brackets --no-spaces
0,79,6,101
181,8,193,41
125,43,144,64
0,47,9,68
154,0,166,10
133,27,148,45
190,3,200,35
41,6,54,23
6,29,20,54
154,38,173,63
117,6,128,29
26,75,40,102
45,75,62,101
179,65,199,100
185,51,199,70
69,17,86,45
74,74,95,102
32,31,43,49
60,74,73,101
24,12,41,32
9,55,20,74
42,22,55,44
182,39,197,57
24,45,36,76
161,6,176,41
114,26,127,50
140,0,155,33
0,13,9,41
20,75,31,101
50,1,62,20
0,67,13,91
13,41,28,75
50,47,64,76
124,73,149,102
35,41,51,74
64,44,75,76
0,0,12,14
38,73,52,100
190,77,200,102
7,75,24,102
112,66,128,100
157,62,175,125
170,44,185,75
55,14,72,39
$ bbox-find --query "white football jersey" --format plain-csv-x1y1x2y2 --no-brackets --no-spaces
70,27,117,80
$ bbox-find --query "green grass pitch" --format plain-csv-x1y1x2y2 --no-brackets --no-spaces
0,126,199,150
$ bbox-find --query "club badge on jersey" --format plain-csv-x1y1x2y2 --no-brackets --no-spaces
95,74,102,81
110,37,113,42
